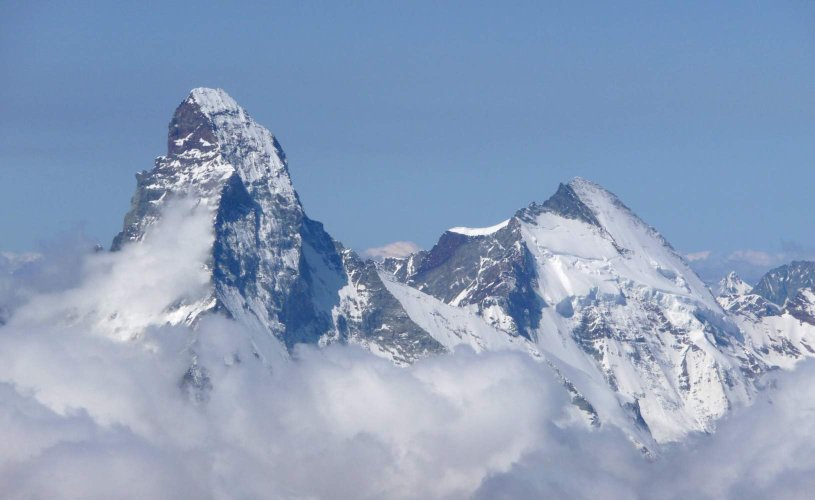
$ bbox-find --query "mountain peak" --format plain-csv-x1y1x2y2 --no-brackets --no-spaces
539,181,601,227
531,177,625,229
113,88,442,366
116,88,297,250
716,271,753,296
167,88,246,156
567,177,624,208
567,176,603,190
187,87,242,118
167,88,289,186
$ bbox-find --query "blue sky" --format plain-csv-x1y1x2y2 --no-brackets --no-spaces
1,1,813,279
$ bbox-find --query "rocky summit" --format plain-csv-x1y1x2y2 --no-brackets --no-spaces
111,88,815,447
113,88,442,366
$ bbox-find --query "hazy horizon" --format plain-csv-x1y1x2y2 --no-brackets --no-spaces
2,2,814,282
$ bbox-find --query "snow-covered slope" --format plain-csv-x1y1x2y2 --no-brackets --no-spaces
380,273,540,357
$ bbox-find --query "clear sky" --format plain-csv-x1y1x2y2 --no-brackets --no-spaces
1,1,813,279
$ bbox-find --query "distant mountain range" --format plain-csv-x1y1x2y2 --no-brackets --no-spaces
16,88,815,449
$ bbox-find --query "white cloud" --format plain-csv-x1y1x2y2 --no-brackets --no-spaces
0,219,563,499
3,209,815,499
0,316,566,499
688,244,815,284
363,241,421,260
684,250,712,262
726,249,781,268
9,199,214,341
475,361,815,500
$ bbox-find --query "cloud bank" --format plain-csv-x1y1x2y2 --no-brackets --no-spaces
2,207,815,499
476,362,815,500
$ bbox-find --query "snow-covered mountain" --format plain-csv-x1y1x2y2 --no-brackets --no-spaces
106,88,815,446
714,271,755,297
381,180,772,444
112,88,443,366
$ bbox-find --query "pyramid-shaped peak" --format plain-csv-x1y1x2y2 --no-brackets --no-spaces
564,177,647,227
538,181,602,227
166,88,288,184
540,178,626,219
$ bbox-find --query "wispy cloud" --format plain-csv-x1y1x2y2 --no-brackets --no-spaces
362,241,421,260
686,242,815,284
725,249,780,268
684,250,712,262
475,362,815,500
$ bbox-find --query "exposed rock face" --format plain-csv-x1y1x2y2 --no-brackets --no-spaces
382,220,542,340
331,250,445,364
113,88,442,363
538,182,602,227
786,289,815,326
753,261,815,306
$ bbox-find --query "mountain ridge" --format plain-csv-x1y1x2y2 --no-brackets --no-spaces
99,88,815,446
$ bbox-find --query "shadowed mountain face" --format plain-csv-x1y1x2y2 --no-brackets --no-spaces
107,88,815,446
753,261,815,306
